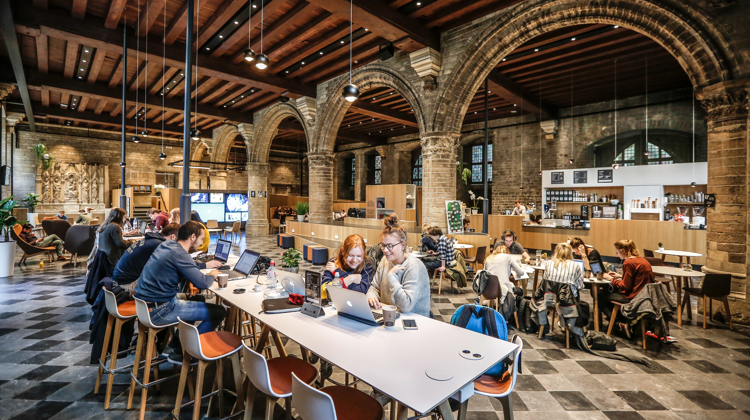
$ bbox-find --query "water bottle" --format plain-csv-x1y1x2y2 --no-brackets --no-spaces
331,272,342,288
267,260,277,287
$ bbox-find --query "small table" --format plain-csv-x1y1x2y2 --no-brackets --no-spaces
584,277,611,332
651,265,705,326
207,228,224,238
454,244,473,257
655,249,702,266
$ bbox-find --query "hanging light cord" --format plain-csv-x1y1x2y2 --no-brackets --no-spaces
248,3,252,49
161,0,166,151
349,0,353,84
645,53,648,147
261,0,264,54
194,0,200,131
538,78,542,174
614,59,618,165
692,87,695,163
135,0,140,137
144,0,149,134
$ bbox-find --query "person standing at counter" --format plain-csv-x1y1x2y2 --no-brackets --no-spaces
601,240,654,320
570,237,603,275
511,200,527,216
502,230,530,260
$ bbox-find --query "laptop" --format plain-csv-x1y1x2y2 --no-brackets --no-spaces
327,286,400,326
227,249,261,280
214,239,232,269
140,221,148,234
572,259,585,272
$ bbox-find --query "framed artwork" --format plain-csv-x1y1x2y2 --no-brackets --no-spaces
598,169,613,183
551,172,564,184
573,171,587,184
445,200,464,235
250,191,256,198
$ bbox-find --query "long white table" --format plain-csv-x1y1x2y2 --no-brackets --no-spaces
209,274,517,419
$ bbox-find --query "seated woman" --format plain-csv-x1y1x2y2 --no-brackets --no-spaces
541,242,584,297
601,240,654,317
570,237,603,276
191,210,210,253
322,234,374,293
169,208,180,224
428,226,456,273
366,213,430,316
483,244,525,293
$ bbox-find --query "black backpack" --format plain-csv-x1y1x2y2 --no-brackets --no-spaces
517,296,549,335
251,256,272,274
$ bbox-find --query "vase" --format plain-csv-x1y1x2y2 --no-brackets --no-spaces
471,209,478,215
0,240,15,277
285,266,299,274
297,215,306,222
658,247,664,251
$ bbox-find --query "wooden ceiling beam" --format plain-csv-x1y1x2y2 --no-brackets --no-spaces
195,0,247,48
35,34,48,74
87,49,106,83
248,2,313,54
71,0,88,19
350,101,417,127
1,0,35,130
261,13,337,64
437,0,522,31
487,69,554,117
63,40,79,79
306,0,439,51
164,1,190,45
273,22,352,72
209,0,289,58
278,120,387,145
93,98,107,114
138,0,168,37
104,0,128,29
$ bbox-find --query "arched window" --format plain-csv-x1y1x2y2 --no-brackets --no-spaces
462,142,493,184
411,148,422,186
367,153,382,185
595,129,704,167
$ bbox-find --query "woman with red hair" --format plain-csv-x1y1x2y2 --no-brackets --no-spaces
322,234,374,293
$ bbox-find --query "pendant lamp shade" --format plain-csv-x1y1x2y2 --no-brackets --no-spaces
141,130,148,137
343,83,360,102
159,152,167,160
255,53,269,69
190,129,201,141
244,48,256,62
132,136,140,143
120,161,126,167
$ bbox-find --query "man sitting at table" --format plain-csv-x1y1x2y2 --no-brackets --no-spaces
502,230,530,260
75,208,94,225
19,223,68,261
56,210,68,221
134,221,225,335
148,208,170,230
112,223,185,289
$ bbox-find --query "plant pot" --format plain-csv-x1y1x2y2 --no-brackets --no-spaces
285,266,299,274
27,212,39,225
0,240,15,278
297,215,306,222
471,209,478,215
658,247,664,251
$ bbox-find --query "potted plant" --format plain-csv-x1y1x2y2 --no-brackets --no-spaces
658,242,664,251
468,190,484,214
281,247,302,274
0,196,23,277
456,162,472,186
23,193,40,226
296,201,309,222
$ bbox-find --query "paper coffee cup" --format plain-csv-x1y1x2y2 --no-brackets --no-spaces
382,305,398,327
217,274,229,288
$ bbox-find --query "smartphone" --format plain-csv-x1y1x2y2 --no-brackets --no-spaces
402,319,418,330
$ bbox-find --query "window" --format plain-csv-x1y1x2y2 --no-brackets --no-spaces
345,157,355,187
374,155,381,185
646,142,673,165
465,143,493,184
411,152,422,186
615,144,636,166
367,154,382,185
595,129,704,167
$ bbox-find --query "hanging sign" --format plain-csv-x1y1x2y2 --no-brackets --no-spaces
704,194,715,208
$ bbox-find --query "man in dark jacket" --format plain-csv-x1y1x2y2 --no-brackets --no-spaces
134,221,224,333
112,223,180,285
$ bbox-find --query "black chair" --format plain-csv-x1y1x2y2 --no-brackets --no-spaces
490,237,497,252
644,249,655,258
64,224,98,265
682,273,733,330
550,243,558,255
42,218,71,242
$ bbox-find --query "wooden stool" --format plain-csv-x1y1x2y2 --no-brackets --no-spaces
538,306,570,349
128,298,178,420
291,373,384,420
173,319,245,420
94,289,137,409
607,301,647,349
242,343,318,420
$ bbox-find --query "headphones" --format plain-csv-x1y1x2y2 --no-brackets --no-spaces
502,229,517,242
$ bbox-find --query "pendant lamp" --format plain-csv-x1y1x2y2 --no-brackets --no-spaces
255,0,268,69
342,0,359,102
159,152,167,160
244,5,255,62
190,129,201,141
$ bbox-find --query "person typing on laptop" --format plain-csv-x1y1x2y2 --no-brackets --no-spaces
541,243,584,297
322,234,374,293
366,214,430,316
134,221,226,334
112,223,182,290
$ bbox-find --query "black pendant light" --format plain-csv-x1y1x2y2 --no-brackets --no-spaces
133,135,140,143
141,130,149,137
244,4,255,63
159,0,167,161
159,152,167,160
190,129,201,141
255,0,268,69
342,0,359,102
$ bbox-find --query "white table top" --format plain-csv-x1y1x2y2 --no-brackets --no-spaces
124,235,144,241
210,276,517,414
454,244,473,249
584,277,611,284
410,252,428,258
207,228,224,232
651,266,705,277
655,249,702,258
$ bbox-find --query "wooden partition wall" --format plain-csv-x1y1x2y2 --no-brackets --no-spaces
268,194,363,220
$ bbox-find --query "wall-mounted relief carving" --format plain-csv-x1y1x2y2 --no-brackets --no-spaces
35,162,108,212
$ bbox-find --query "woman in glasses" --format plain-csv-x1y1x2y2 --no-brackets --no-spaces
322,234,374,293
366,213,430,316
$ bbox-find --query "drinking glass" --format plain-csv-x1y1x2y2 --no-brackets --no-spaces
536,249,542,260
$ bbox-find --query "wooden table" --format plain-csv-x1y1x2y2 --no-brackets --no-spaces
207,228,224,238
584,277,611,332
655,249,702,266
651,265,705,326
518,264,545,297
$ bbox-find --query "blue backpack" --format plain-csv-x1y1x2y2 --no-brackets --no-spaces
450,304,508,376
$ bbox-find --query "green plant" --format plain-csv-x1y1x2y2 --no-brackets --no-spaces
461,168,472,186
296,201,309,215
23,193,41,213
35,144,54,171
281,247,302,268
658,242,664,248
468,190,484,210
0,196,24,242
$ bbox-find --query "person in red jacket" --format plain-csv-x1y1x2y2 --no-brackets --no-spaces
601,239,654,326
148,208,170,230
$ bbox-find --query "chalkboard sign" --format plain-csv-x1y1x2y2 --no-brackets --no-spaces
704,194,715,208
573,171,587,184
551,172,564,184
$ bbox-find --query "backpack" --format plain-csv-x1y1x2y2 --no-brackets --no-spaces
251,256,272,274
450,305,508,376
585,331,618,351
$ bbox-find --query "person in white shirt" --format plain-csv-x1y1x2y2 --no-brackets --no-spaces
541,242,584,297
483,244,525,293
511,200,527,216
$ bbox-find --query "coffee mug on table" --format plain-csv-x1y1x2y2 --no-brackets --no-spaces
217,274,229,288
382,305,398,327
254,284,263,292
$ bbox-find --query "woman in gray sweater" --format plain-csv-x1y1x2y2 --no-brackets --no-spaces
366,214,431,316
97,207,134,266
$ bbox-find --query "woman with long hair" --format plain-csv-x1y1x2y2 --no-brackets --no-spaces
570,237,603,275
191,210,210,253
97,207,134,267
366,213,430,316
541,242,585,297
322,234,374,293
603,240,654,302
483,244,525,293
169,208,180,224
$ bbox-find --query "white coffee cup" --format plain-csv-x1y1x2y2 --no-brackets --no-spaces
382,305,398,328
254,284,263,292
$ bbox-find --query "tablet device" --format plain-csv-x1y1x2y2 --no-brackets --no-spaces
589,262,603,275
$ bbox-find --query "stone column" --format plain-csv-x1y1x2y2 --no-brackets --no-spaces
353,150,367,202
246,162,269,237
308,152,334,223
421,132,460,228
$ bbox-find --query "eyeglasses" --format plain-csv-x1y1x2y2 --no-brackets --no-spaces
379,242,403,251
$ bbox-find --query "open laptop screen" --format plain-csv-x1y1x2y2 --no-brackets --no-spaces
572,260,585,272
214,239,231,263
234,250,261,276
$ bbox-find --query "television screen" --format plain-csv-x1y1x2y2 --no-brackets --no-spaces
210,193,224,203
241,212,248,221
191,193,208,203
226,194,248,212
226,212,243,222
192,203,225,222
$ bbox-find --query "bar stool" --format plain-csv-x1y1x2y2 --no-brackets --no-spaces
291,373,384,420
173,318,245,420
128,298,177,420
242,343,318,420
94,289,137,409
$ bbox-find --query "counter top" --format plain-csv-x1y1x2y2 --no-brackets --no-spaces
523,224,590,230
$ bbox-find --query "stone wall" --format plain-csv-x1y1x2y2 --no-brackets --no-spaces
268,157,304,196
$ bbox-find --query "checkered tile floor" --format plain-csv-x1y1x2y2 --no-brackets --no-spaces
2,233,750,420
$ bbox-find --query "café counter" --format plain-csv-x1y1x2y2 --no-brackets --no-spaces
468,215,706,265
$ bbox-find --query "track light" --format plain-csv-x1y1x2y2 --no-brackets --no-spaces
343,83,360,102
159,153,167,160
190,129,201,141
244,49,256,62
255,53,269,69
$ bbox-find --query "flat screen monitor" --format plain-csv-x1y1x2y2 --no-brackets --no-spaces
191,193,208,203
210,193,224,203
572,260,585,272
225,194,248,212
589,262,603,275
225,212,243,222
192,203,225,222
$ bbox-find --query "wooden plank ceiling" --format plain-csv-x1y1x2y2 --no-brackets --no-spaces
2,0,690,159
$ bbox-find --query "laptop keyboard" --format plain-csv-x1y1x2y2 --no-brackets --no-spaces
372,311,383,321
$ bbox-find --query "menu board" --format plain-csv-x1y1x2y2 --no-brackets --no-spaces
445,200,464,235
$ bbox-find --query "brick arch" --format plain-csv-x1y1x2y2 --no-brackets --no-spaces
312,65,427,153
190,139,211,163
212,124,242,164
251,102,309,163
434,0,741,134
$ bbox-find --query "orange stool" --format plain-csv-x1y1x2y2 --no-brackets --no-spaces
94,289,137,409
292,372,384,420
173,318,245,420
242,343,318,420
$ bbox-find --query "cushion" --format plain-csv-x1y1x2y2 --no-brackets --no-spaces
267,356,317,396
474,371,512,395
321,386,384,420
199,331,242,358
117,301,137,317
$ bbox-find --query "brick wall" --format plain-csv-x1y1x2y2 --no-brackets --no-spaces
268,158,304,196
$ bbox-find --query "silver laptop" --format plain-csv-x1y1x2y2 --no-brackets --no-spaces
277,271,305,295
327,286,399,326
228,249,260,280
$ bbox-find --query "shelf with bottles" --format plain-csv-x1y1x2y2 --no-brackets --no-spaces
544,186,624,204
663,184,707,205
